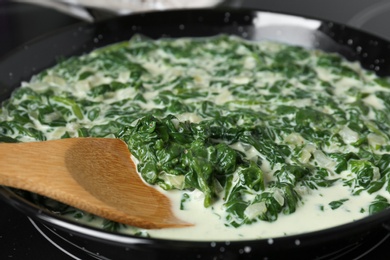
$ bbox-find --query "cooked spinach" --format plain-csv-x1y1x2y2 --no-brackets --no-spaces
2,34,390,233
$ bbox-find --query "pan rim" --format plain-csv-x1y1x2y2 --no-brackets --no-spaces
1,7,390,251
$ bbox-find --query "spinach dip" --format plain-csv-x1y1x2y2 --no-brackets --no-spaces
2,35,390,240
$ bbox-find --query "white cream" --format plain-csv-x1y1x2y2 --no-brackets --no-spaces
141,181,378,241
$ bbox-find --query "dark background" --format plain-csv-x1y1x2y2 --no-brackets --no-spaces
1,0,390,259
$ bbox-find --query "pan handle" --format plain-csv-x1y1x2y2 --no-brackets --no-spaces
347,0,390,29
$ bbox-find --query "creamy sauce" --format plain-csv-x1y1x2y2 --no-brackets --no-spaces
145,182,381,240
2,35,390,241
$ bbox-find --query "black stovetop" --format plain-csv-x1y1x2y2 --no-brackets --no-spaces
1,0,390,259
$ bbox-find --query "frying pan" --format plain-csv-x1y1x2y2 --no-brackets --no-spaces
1,7,390,260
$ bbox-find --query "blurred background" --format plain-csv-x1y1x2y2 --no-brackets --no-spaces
1,0,390,58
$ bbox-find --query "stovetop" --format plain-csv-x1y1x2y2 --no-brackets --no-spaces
1,0,390,259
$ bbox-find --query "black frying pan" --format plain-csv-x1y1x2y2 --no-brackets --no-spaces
1,8,390,260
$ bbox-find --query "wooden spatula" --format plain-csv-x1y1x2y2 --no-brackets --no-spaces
0,137,191,229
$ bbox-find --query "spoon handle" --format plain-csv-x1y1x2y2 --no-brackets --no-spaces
0,141,71,194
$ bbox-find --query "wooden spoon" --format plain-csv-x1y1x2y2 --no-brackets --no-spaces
0,137,191,229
